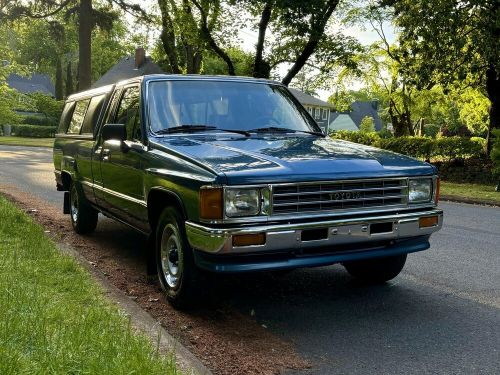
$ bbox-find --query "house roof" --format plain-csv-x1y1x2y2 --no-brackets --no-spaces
7,73,55,96
92,55,164,88
349,100,383,131
329,113,359,131
288,87,333,108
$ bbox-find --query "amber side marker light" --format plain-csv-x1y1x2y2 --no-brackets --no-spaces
419,216,438,228
200,188,223,220
232,233,266,247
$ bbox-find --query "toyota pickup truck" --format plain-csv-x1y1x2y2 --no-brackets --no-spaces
53,75,443,308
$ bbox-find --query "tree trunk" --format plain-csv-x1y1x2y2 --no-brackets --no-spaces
55,57,63,100
281,0,339,86
78,0,92,90
200,22,235,75
158,0,181,74
253,1,272,78
486,65,500,155
65,61,73,97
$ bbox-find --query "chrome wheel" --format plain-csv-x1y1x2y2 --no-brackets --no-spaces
70,185,79,223
160,224,183,289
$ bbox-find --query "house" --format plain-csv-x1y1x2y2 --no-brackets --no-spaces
329,100,383,133
329,113,358,131
92,48,163,88
288,88,334,133
7,73,55,97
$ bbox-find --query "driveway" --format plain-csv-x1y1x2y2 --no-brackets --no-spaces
1,145,499,374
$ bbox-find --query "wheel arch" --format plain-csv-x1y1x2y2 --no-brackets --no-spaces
61,171,73,191
147,188,187,232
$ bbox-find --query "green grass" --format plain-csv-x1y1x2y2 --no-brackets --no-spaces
0,136,54,148
441,181,500,204
0,196,178,374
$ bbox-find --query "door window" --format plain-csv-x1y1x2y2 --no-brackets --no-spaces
115,87,142,142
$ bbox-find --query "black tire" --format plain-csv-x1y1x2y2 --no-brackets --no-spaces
155,206,201,309
69,182,98,234
343,254,407,283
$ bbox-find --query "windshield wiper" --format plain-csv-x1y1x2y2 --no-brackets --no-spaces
249,127,325,137
155,125,250,137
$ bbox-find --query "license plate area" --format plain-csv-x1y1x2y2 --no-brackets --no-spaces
301,228,329,242
370,222,394,235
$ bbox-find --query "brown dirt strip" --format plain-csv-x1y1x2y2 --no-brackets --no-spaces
0,185,310,375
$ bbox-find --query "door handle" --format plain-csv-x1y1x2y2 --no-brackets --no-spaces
102,149,110,161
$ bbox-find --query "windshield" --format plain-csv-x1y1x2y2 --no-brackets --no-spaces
147,80,322,134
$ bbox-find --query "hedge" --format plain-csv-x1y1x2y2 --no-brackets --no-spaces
11,124,57,138
21,116,58,127
330,130,487,161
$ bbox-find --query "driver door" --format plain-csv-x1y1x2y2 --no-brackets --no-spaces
99,85,148,230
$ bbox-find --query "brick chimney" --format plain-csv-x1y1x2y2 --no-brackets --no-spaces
134,47,146,69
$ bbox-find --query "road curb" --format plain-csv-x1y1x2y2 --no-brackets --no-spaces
440,195,500,208
57,243,213,375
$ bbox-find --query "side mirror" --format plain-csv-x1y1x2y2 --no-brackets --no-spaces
102,123,126,142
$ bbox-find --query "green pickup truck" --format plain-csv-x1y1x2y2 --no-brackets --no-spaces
54,74,443,308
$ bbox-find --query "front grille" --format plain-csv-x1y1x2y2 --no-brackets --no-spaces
271,178,408,215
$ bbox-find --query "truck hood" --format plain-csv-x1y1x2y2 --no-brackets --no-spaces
152,134,435,184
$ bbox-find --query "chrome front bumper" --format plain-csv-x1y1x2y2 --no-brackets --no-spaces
185,209,443,254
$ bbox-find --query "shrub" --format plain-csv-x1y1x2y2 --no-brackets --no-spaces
434,136,485,160
28,92,64,119
11,124,56,138
441,125,472,137
330,130,381,146
330,131,486,161
424,124,441,138
359,116,376,133
379,137,435,160
21,116,58,127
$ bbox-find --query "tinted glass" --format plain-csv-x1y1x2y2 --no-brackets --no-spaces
67,100,90,134
80,94,107,135
57,102,75,134
148,81,321,133
115,87,141,142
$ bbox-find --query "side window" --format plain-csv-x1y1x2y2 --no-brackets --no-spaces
314,107,320,120
57,102,75,134
115,87,141,142
67,99,90,134
80,94,107,135
322,108,328,120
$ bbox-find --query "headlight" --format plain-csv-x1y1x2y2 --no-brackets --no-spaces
225,188,260,217
409,178,433,203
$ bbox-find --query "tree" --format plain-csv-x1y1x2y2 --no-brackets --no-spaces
156,0,361,85
0,0,142,90
382,0,500,152
359,116,376,132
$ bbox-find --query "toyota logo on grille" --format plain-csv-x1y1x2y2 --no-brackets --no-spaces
330,191,362,201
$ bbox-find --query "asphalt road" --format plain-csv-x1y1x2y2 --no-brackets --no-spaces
1,145,499,375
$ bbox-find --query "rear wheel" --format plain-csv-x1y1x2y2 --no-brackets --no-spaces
156,207,201,309
343,254,407,283
69,182,98,234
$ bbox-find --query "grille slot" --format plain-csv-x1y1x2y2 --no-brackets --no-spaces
272,179,408,215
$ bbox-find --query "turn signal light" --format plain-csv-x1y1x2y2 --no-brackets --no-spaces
232,233,266,247
200,187,223,220
419,216,438,228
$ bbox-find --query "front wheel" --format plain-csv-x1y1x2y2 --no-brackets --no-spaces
156,207,201,309
69,182,98,234
343,254,407,283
